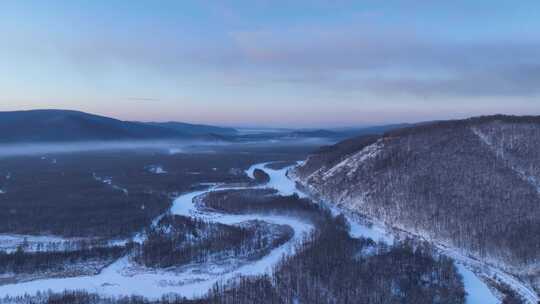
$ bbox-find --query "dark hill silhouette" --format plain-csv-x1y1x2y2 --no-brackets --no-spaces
0,110,231,143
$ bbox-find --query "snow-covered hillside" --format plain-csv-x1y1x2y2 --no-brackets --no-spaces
293,115,540,303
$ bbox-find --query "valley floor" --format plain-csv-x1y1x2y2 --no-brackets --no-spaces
0,164,312,299
0,161,512,304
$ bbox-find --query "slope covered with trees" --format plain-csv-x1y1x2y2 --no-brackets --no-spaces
0,109,241,143
294,115,540,292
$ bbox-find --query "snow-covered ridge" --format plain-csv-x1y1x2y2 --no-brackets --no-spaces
322,139,383,181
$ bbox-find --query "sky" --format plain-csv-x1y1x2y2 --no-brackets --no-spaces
0,1,539,128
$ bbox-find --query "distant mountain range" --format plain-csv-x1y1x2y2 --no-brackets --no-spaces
223,125,412,142
0,109,409,144
0,110,242,143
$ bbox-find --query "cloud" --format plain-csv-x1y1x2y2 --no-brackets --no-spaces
362,64,540,98
222,26,540,97
5,10,539,100
126,97,160,102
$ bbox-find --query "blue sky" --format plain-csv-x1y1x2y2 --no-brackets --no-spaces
0,1,538,127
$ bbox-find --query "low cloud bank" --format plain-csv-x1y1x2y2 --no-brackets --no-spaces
0,140,196,158
0,137,334,158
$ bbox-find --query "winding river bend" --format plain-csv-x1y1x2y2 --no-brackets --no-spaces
0,162,500,303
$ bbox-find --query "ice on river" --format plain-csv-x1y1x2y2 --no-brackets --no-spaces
456,264,499,304
246,162,307,197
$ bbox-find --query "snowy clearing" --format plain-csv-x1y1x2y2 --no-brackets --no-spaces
92,173,129,195
146,165,167,174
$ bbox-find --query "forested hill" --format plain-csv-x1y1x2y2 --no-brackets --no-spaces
293,114,540,292
0,109,411,144
145,121,238,136
0,110,229,143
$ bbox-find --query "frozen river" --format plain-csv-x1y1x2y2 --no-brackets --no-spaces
0,162,503,303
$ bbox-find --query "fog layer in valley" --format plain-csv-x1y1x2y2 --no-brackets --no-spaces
0,138,334,158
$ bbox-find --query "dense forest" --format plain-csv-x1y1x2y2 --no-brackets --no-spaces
199,189,325,224
0,146,311,238
135,215,292,268
274,219,464,304
294,115,540,292
0,243,129,284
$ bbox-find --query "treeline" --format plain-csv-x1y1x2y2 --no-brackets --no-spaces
384,114,540,138
135,215,292,268
8,238,119,253
0,244,129,275
200,190,326,225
